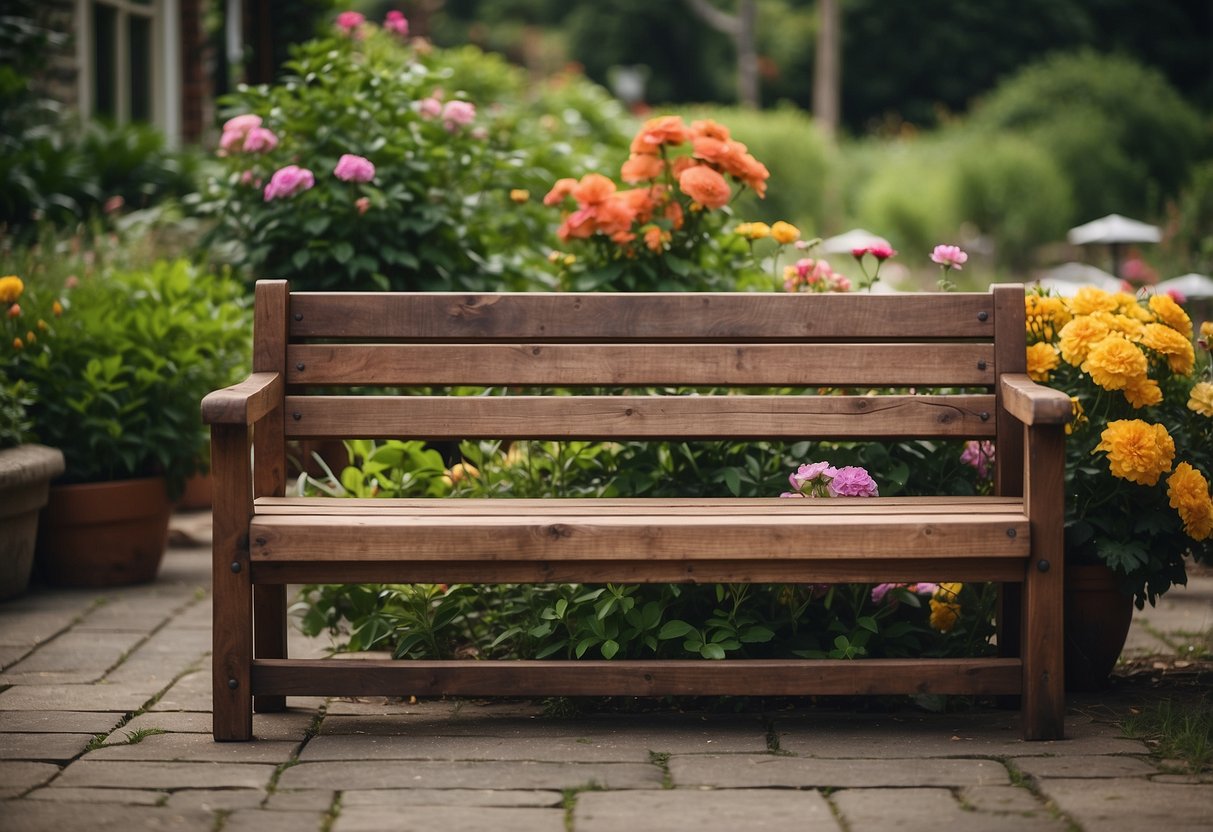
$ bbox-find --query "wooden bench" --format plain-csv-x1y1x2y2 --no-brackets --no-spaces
202,280,1071,742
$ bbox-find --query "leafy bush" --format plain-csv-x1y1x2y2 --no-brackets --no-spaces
968,50,1208,222
196,22,630,292
851,138,959,261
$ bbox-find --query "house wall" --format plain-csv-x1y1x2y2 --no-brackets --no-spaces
31,0,82,114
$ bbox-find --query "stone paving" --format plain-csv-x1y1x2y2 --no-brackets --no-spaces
0,508,1210,831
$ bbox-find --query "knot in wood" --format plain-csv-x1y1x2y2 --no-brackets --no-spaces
544,524,572,541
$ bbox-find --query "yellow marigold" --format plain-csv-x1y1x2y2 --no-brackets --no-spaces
1123,378,1161,409
1025,294,1071,341
736,221,770,240
1081,334,1148,391
1058,316,1111,365
770,221,800,245
1139,322,1195,375
1066,396,1087,435
1149,293,1193,338
1115,292,1153,322
1201,321,1213,344
1094,419,1175,486
1091,310,1145,341
934,582,963,601
509,189,530,203
1189,381,1213,417
1026,342,1060,382
12,337,22,350
929,599,961,633
1166,462,1213,541
1068,286,1118,316
0,275,23,304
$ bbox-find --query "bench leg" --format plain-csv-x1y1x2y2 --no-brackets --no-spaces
254,584,288,713
212,424,253,741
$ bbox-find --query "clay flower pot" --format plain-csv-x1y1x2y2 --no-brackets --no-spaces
0,444,66,600
1064,562,1135,691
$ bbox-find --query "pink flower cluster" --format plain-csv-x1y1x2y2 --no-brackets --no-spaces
960,440,995,479
263,165,315,202
219,114,278,155
784,257,851,294
870,582,939,604
335,11,365,36
782,462,879,498
334,154,375,183
930,244,968,270
851,243,896,261
384,10,408,37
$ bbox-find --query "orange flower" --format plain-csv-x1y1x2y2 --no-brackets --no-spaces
629,115,690,155
595,196,638,236
691,135,741,169
572,173,616,206
690,118,731,142
620,154,665,183
557,207,597,241
664,200,684,230
543,177,578,206
734,153,770,198
617,187,658,224
643,225,670,252
678,165,731,210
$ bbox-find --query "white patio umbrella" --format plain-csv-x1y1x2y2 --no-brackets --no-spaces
1066,214,1161,277
1039,262,1123,291
1153,273,1213,299
819,228,890,255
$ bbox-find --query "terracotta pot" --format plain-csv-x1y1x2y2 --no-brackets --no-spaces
177,471,213,510
0,445,66,601
36,476,172,587
1064,562,1135,692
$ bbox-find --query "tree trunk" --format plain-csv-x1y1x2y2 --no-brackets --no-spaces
813,0,840,139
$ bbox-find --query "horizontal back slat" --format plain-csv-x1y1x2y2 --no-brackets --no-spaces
287,342,997,387
288,292,999,341
283,394,997,440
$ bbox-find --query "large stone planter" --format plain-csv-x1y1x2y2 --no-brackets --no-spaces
0,444,66,601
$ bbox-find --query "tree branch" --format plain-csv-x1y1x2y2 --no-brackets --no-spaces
682,0,740,37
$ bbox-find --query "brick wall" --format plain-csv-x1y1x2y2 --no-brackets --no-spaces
30,0,80,112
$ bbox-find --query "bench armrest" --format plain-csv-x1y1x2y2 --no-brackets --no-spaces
201,372,283,426
1000,374,1071,426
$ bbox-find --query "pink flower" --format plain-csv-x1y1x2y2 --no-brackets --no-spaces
960,440,995,479
223,114,262,135
335,10,365,34
442,100,476,131
383,10,409,37
930,244,968,269
868,243,896,260
417,97,443,119
826,466,879,497
263,165,315,201
238,169,261,187
242,126,278,153
333,153,375,183
789,461,833,491
871,583,904,604
355,196,371,215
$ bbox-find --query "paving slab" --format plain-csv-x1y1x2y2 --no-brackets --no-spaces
774,710,1147,757
1012,754,1158,779
960,784,1052,814
0,801,213,831
1035,777,1213,830
262,789,337,811
333,805,565,832
164,789,267,812
146,669,212,711
112,708,316,742
0,732,94,762
51,760,277,790
0,711,125,734
0,645,30,668
831,787,1067,831
24,786,165,805
0,609,87,650
339,788,563,808
0,683,156,712
669,754,1010,788
83,731,299,764
0,761,60,798
575,788,841,832
0,630,146,684
277,759,663,791
224,808,328,832
104,627,210,688
74,594,197,632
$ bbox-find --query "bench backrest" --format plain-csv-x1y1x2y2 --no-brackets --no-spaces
252,281,1028,493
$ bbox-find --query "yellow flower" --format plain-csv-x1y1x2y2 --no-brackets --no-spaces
1066,396,1087,435
1201,321,1213,345
1026,342,1060,382
1166,462,1213,541
1025,294,1071,341
934,582,963,601
1058,316,1110,365
51,300,63,316
1094,419,1175,486
770,221,800,245
1068,286,1117,316
744,222,771,240
929,599,961,633
509,189,530,203
1115,292,1154,322
1123,378,1161,409
24,330,35,345
1189,381,1213,417
1091,310,1145,341
1139,322,1195,375
0,275,23,304
1149,293,1193,338
441,461,481,487
12,337,22,350
1081,334,1148,391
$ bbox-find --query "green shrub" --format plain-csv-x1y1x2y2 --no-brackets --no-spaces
851,138,959,261
968,50,1208,222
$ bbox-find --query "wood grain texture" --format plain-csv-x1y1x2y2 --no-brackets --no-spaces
1000,374,1072,425
200,373,283,425
252,281,288,500
282,394,998,440
993,283,1027,499
252,657,1022,697
288,292,998,341
286,342,997,387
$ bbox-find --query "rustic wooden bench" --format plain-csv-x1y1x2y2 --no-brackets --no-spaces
202,280,1071,742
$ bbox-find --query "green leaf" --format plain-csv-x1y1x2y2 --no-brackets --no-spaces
740,625,775,643
657,620,695,640
574,636,599,658
332,241,355,264
700,643,726,660
600,639,620,660
857,616,879,634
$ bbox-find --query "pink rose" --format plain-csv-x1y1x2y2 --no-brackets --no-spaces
223,114,262,134
871,583,904,604
242,126,278,153
930,244,968,269
852,243,897,261
960,440,995,479
417,97,443,119
384,10,408,37
333,153,375,183
825,466,879,497
263,165,315,201
789,461,832,491
441,100,476,131
335,10,365,34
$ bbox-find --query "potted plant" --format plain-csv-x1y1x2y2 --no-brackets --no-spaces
1024,287,1213,688
10,259,250,586
1,274,65,599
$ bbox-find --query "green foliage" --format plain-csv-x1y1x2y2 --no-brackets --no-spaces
9,258,251,495
968,50,1207,223
1122,696,1213,773
0,381,34,449
852,138,958,262
196,25,629,292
